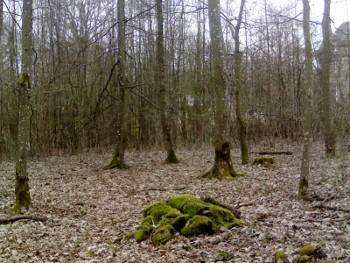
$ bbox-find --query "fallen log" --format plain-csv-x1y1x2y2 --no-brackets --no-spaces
251,151,293,155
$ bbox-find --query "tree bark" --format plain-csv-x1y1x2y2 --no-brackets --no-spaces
14,0,33,214
202,0,237,179
321,0,336,156
106,0,129,169
0,0,4,159
233,0,249,165
156,0,179,164
299,0,313,198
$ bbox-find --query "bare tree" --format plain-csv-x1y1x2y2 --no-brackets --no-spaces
233,0,249,165
202,0,237,179
299,0,313,198
321,0,336,156
0,0,4,158
106,0,129,169
14,0,33,213
156,0,179,164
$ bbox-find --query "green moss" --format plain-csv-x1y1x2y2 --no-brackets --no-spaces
127,195,241,244
165,208,182,219
14,176,32,214
18,73,30,84
142,215,155,225
143,201,172,223
299,178,309,198
298,255,310,263
252,157,275,167
241,143,249,165
298,245,315,256
158,217,172,227
171,214,190,231
182,199,209,217
274,251,289,263
206,205,242,228
181,215,215,236
167,195,200,210
152,224,175,245
165,149,180,164
134,228,151,242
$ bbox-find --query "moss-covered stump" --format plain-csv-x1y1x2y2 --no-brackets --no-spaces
297,244,327,262
165,149,180,164
252,157,275,167
126,195,242,245
274,251,289,263
201,142,238,180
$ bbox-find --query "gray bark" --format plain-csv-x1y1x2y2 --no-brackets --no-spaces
321,0,336,156
299,0,313,198
14,0,33,213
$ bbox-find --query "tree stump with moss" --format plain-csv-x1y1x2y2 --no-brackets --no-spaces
201,142,238,180
124,195,242,245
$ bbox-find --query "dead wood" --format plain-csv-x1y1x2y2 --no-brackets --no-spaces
0,215,48,225
251,151,293,155
313,204,350,213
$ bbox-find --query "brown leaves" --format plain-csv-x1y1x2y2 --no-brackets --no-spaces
0,143,349,262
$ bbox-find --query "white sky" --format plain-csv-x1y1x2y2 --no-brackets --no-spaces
272,0,350,28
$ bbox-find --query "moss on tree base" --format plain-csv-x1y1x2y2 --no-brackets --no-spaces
165,149,180,164
125,194,242,245
104,159,130,170
201,142,238,180
14,175,32,214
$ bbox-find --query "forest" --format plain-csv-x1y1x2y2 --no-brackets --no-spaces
0,0,349,262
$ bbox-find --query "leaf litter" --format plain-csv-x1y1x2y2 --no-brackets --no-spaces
0,141,349,262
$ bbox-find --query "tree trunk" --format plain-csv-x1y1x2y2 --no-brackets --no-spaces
156,0,179,164
233,0,249,165
299,0,313,199
202,0,237,179
0,0,4,159
14,0,33,214
321,0,336,156
105,0,129,169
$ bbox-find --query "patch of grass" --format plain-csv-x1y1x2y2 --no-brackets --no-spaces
87,250,94,257
217,252,232,261
339,163,348,169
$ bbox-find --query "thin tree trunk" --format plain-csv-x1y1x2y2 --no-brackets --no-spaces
156,0,179,164
14,0,33,214
202,0,237,179
0,0,4,159
264,0,272,137
299,0,313,198
321,0,336,156
106,0,129,169
233,0,249,165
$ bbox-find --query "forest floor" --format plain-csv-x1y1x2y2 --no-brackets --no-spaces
0,141,349,263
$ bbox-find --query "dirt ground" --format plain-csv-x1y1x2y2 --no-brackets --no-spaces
1,141,349,262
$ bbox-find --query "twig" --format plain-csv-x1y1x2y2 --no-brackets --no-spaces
313,205,350,213
0,215,48,225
